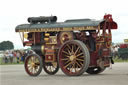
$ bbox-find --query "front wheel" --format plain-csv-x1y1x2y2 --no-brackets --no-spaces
24,54,43,76
58,40,90,76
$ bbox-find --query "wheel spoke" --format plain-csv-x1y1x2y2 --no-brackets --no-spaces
64,62,72,69
62,51,70,56
34,68,36,73
28,65,32,70
35,66,39,71
70,63,75,72
35,60,40,65
65,56,70,58
75,64,78,72
35,63,40,67
51,66,53,72
32,67,35,73
47,65,53,72
79,62,83,67
78,56,84,58
51,66,54,72
31,56,34,62
49,66,52,72
27,64,31,68
35,69,38,73
76,58,84,61
33,56,36,63
76,61,82,68
28,65,33,71
74,47,80,55
34,58,36,63
50,66,53,72
72,45,74,54
29,67,33,73
64,59,70,64
35,57,38,62
61,58,69,61
67,44,72,51
76,53,83,57
47,66,50,72
67,49,71,55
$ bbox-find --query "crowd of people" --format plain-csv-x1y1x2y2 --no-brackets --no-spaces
1,50,33,64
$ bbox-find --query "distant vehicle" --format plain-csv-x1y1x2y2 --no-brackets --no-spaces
15,14,118,76
118,44,128,60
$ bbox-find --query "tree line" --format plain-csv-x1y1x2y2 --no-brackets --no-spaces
0,41,14,51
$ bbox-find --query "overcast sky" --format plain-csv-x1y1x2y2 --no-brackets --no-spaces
0,0,128,49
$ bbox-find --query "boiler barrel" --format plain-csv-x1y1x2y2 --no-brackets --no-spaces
31,45,45,55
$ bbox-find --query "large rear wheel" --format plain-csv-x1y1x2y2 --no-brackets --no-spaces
58,40,90,76
24,54,43,76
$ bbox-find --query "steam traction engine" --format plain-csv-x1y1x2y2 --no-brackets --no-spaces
15,14,117,76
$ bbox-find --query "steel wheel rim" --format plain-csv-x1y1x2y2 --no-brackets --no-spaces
59,41,86,75
25,55,41,75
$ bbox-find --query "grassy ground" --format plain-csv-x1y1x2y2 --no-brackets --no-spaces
114,58,128,62
0,57,24,65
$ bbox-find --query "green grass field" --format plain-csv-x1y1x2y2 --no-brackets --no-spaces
114,58,128,62
0,57,2,64
0,57,24,65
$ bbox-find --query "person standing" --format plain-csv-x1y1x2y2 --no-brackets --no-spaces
16,51,20,63
9,51,13,63
13,51,17,63
3,52,8,63
114,45,119,58
5,51,9,63
110,46,115,64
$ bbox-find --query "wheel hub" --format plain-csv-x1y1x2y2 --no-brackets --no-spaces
31,62,35,67
69,55,76,61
